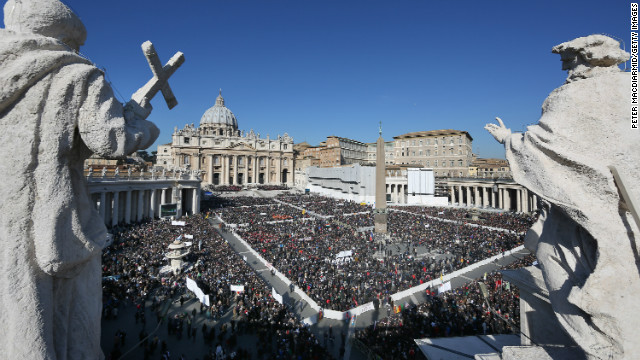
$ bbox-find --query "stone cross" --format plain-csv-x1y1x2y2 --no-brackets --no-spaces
131,41,185,114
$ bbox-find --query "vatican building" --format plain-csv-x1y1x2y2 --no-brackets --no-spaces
157,91,294,187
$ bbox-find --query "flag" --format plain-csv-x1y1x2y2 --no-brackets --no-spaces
440,273,444,283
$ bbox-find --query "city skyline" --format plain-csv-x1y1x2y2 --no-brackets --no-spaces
2,0,629,159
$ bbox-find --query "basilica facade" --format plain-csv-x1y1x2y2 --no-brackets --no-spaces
157,91,294,186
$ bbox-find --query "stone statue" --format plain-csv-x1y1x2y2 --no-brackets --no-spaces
486,35,639,359
162,168,167,178
0,1,182,359
87,166,93,179
127,167,132,178
114,166,120,178
102,166,108,178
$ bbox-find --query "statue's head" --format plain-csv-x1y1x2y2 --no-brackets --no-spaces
552,35,629,82
3,0,86,51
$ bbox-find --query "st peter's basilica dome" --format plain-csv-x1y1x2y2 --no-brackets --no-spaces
199,90,238,129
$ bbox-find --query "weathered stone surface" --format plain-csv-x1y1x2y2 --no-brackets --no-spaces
486,35,640,359
0,1,164,359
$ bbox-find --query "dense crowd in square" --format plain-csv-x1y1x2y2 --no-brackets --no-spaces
353,254,536,360
102,214,332,359
402,206,536,233
101,192,536,358
213,195,534,311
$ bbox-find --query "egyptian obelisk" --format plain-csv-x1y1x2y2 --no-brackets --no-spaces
374,123,387,233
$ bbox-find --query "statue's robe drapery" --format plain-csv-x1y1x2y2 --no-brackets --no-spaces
0,31,157,359
504,71,640,359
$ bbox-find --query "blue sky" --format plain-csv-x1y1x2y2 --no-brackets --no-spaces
2,0,631,158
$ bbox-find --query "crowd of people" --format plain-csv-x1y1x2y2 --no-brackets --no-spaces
257,185,290,191
277,194,371,217
101,191,537,358
354,254,536,360
403,206,536,233
217,203,311,225
212,195,534,311
102,213,333,359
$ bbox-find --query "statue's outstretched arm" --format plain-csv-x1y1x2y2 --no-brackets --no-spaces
484,117,511,145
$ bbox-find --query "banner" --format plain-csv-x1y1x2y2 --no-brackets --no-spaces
184,234,194,239
186,277,210,306
272,287,283,304
230,285,245,293
359,302,374,313
438,281,452,294
172,220,186,226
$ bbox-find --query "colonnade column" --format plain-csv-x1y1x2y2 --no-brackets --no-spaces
492,189,497,209
504,188,510,211
450,186,455,205
498,188,503,210
523,188,529,213
466,187,471,207
161,188,167,205
124,190,132,224
192,188,198,215
276,156,281,184
458,185,463,206
474,186,480,207
150,189,157,218
482,187,488,208
112,192,119,227
532,194,538,211
137,190,144,221
99,192,106,221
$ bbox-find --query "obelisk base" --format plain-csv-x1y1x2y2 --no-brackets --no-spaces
374,213,388,234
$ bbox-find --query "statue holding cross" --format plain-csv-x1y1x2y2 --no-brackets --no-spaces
0,1,185,359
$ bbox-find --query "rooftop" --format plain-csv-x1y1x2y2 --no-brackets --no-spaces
393,129,473,141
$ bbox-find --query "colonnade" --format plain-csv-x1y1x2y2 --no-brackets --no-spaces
448,181,538,213
88,177,201,226
387,183,408,204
